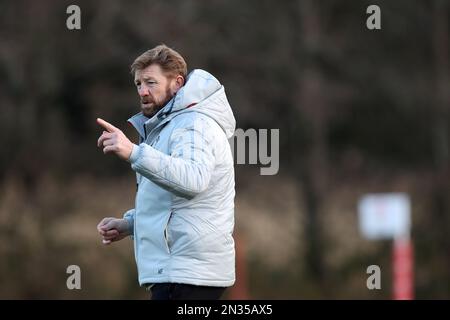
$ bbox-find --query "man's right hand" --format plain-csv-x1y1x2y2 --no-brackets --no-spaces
97,217,131,245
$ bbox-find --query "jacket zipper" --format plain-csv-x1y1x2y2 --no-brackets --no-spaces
134,197,140,272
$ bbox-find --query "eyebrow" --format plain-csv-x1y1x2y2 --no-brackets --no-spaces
135,76,156,83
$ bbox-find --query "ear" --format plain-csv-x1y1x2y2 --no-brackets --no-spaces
173,75,185,91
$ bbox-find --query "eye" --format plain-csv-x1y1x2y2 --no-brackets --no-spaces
147,80,156,85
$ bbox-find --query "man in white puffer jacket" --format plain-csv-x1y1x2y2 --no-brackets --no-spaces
96,45,236,300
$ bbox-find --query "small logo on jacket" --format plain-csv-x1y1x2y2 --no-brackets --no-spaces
158,268,164,274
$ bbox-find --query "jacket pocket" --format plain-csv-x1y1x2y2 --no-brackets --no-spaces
163,211,173,254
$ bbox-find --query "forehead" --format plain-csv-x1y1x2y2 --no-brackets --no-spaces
135,64,167,80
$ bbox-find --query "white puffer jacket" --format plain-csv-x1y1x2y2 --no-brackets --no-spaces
124,69,236,287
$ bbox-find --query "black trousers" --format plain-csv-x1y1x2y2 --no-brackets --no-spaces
150,283,227,300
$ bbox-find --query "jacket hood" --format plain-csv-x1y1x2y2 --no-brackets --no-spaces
129,69,236,139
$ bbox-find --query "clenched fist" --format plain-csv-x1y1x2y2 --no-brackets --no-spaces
97,217,132,245
97,118,135,161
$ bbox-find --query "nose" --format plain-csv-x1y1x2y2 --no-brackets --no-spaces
138,86,150,97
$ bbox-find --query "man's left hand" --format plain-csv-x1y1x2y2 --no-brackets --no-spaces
97,118,135,161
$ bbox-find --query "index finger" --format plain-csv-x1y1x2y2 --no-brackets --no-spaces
97,118,118,133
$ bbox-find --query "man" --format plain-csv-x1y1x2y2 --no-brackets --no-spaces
96,44,236,300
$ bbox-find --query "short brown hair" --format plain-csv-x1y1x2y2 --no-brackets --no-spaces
130,44,187,79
